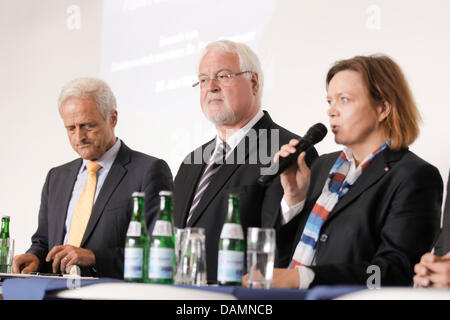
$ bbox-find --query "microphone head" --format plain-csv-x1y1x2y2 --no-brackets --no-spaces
257,122,327,187
305,123,328,144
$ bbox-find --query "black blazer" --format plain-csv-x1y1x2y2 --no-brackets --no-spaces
281,147,443,286
27,141,173,278
435,171,450,256
173,111,318,282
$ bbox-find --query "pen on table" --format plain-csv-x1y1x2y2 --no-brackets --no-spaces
429,229,442,255
413,229,442,288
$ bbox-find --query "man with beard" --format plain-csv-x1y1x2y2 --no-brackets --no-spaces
173,40,318,283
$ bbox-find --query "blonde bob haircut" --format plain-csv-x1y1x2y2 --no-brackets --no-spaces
326,55,421,150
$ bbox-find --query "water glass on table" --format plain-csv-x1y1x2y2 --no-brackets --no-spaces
0,238,14,273
246,228,275,289
174,227,187,284
178,227,207,286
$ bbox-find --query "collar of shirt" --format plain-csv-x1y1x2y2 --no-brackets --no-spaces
79,138,121,173
342,147,357,172
342,146,381,172
213,109,264,156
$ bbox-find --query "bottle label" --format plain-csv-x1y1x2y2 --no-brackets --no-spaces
152,220,172,237
0,239,10,266
149,247,174,279
220,223,244,240
217,250,244,282
124,247,143,279
127,221,141,237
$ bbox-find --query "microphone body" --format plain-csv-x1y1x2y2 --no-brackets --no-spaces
257,123,327,187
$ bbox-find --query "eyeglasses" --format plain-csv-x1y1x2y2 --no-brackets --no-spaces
192,70,252,88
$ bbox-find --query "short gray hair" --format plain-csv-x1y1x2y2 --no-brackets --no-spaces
198,40,264,105
58,77,117,119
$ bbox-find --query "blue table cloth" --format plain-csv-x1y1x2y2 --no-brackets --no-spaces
2,277,122,300
1,277,364,300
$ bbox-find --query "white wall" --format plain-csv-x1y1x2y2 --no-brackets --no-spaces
0,0,103,253
1,0,449,255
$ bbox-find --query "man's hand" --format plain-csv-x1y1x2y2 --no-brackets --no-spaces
46,245,96,274
413,251,450,288
12,253,40,274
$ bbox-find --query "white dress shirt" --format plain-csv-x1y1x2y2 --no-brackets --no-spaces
211,109,264,157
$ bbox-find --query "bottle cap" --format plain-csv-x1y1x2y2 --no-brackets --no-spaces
131,192,145,198
159,190,173,197
2,215,10,219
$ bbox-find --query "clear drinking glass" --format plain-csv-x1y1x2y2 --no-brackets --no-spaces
174,227,187,284
246,228,276,289
0,238,14,273
178,227,207,286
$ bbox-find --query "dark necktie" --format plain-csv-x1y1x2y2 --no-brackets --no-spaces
186,141,229,224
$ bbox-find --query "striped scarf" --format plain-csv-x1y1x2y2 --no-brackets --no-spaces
290,142,388,268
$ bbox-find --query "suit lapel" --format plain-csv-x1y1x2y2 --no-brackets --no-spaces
186,160,241,227
55,160,82,245
326,147,406,222
290,148,406,256
80,142,130,247
185,138,227,227
178,161,207,227
187,112,274,226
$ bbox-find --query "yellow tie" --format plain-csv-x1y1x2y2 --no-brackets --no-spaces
67,161,101,247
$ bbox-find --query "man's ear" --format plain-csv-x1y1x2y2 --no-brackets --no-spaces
251,72,259,96
109,110,118,128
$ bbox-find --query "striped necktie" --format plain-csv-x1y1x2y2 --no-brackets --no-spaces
186,141,229,224
67,161,102,247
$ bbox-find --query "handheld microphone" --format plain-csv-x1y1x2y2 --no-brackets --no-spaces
257,123,327,187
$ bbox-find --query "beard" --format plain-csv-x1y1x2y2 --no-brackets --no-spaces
202,103,236,126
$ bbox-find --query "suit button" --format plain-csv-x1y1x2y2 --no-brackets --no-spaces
319,234,328,242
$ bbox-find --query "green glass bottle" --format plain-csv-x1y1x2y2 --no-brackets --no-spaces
0,216,11,273
148,191,175,284
124,192,149,282
217,193,245,285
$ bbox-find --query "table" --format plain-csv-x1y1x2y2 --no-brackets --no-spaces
1,277,449,300
0,276,362,300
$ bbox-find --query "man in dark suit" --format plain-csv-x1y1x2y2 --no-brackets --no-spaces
173,40,318,282
12,78,173,279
